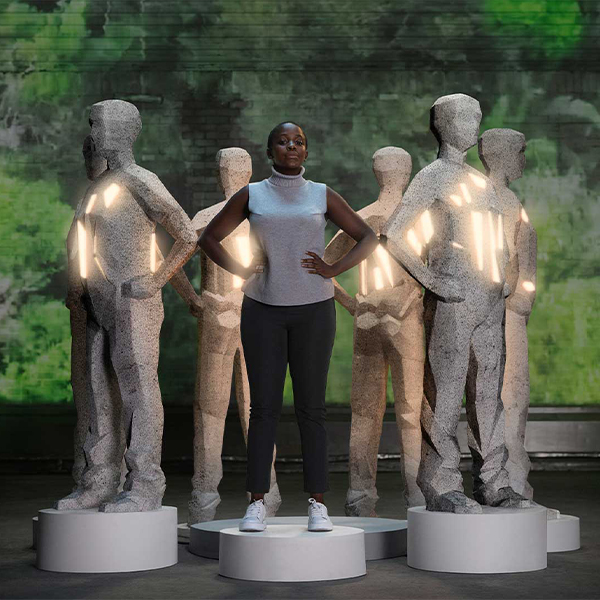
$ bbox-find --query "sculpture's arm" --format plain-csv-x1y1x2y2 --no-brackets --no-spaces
380,175,463,303
324,227,361,315
509,214,537,316
155,245,200,308
66,198,87,309
128,172,198,293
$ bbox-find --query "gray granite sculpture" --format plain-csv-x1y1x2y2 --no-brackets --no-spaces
479,128,537,500
55,99,198,513
380,93,532,513
187,148,281,524
323,147,426,514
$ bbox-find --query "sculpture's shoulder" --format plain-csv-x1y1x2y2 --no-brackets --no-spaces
119,164,165,195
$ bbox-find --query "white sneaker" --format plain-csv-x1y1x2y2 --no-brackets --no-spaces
239,498,267,532
308,497,333,532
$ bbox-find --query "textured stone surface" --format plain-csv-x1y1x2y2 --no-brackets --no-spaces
479,128,538,500
324,147,425,513
55,100,198,513
188,148,281,525
380,94,530,513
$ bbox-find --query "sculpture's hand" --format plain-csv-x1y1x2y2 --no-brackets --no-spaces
189,293,205,318
121,274,160,300
433,275,465,303
506,292,532,317
301,251,337,278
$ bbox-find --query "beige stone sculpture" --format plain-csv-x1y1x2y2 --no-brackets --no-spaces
380,93,532,513
323,147,425,514
186,147,282,525
55,99,198,513
479,128,537,500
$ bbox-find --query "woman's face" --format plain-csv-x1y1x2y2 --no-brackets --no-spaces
267,123,308,174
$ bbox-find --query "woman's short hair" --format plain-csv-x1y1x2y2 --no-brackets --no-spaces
267,122,308,150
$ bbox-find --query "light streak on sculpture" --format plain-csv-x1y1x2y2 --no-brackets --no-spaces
420,210,434,244
522,280,535,292
450,194,463,207
521,207,529,223
233,235,251,289
487,211,501,283
497,214,504,250
451,241,464,249
77,220,86,279
150,232,157,273
374,244,394,287
469,173,487,188
459,182,472,204
359,260,367,295
104,183,120,208
372,266,384,290
407,228,422,256
85,193,97,214
471,211,484,271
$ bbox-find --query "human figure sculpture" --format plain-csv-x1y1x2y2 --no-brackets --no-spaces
55,99,198,513
380,93,532,513
478,128,537,500
187,148,282,524
323,147,425,514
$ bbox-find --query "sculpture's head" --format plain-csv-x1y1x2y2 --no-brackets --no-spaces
430,94,482,153
216,147,252,195
82,134,107,181
89,99,142,158
372,146,412,193
478,128,526,183
266,121,308,173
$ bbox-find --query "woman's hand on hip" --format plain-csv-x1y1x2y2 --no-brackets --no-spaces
302,251,337,278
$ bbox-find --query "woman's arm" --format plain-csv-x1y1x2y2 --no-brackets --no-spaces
305,186,378,278
198,185,262,279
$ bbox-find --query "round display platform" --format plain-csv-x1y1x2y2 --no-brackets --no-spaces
177,523,191,543
218,524,366,582
547,514,580,553
36,506,178,573
32,516,38,550
189,515,406,560
408,505,547,573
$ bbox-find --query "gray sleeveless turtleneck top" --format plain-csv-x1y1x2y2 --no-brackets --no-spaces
241,165,335,306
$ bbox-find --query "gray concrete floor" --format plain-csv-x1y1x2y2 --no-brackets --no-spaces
1,471,599,599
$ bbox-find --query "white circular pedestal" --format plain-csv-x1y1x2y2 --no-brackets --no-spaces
547,515,580,552
32,516,38,550
189,516,406,560
218,524,366,582
408,506,547,573
36,506,178,573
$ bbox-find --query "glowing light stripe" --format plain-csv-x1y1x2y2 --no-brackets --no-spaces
521,207,529,223
373,266,383,290
451,241,464,249
488,211,500,283
469,173,487,188
471,211,483,271
460,183,472,204
375,244,394,287
450,194,463,206
150,232,156,273
497,214,504,250
522,281,535,292
77,220,86,279
359,260,367,295
420,210,434,244
234,235,252,288
104,183,120,208
85,193,97,214
94,256,106,279
407,229,422,256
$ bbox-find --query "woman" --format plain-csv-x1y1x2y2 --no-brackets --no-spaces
199,122,378,532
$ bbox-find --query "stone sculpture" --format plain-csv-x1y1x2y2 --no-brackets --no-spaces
478,128,537,499
187,147,281,524
380,93,532,513
55,99,198,513
323,147,425,514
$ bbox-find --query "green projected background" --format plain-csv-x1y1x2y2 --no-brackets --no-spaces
0,0,598,405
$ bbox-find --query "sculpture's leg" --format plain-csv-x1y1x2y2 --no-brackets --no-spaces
235,345,282,517
287,298,336,496
502,307,533,499
70,305,88,489
189,311,236,524
100,296,165,513
344,322,386,517
417,295,481,513
466,299,530,509
56,316,122,510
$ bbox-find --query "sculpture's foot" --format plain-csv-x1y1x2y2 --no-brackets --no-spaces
55,487,117,511
263,482,282,517
405,486,426,509
475,486,533,509
99,491,161,513
344,488,378,517
547,507,561,520
188,491,220,524
426,491,483,514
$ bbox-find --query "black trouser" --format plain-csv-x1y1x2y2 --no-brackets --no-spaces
240,294,336,494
